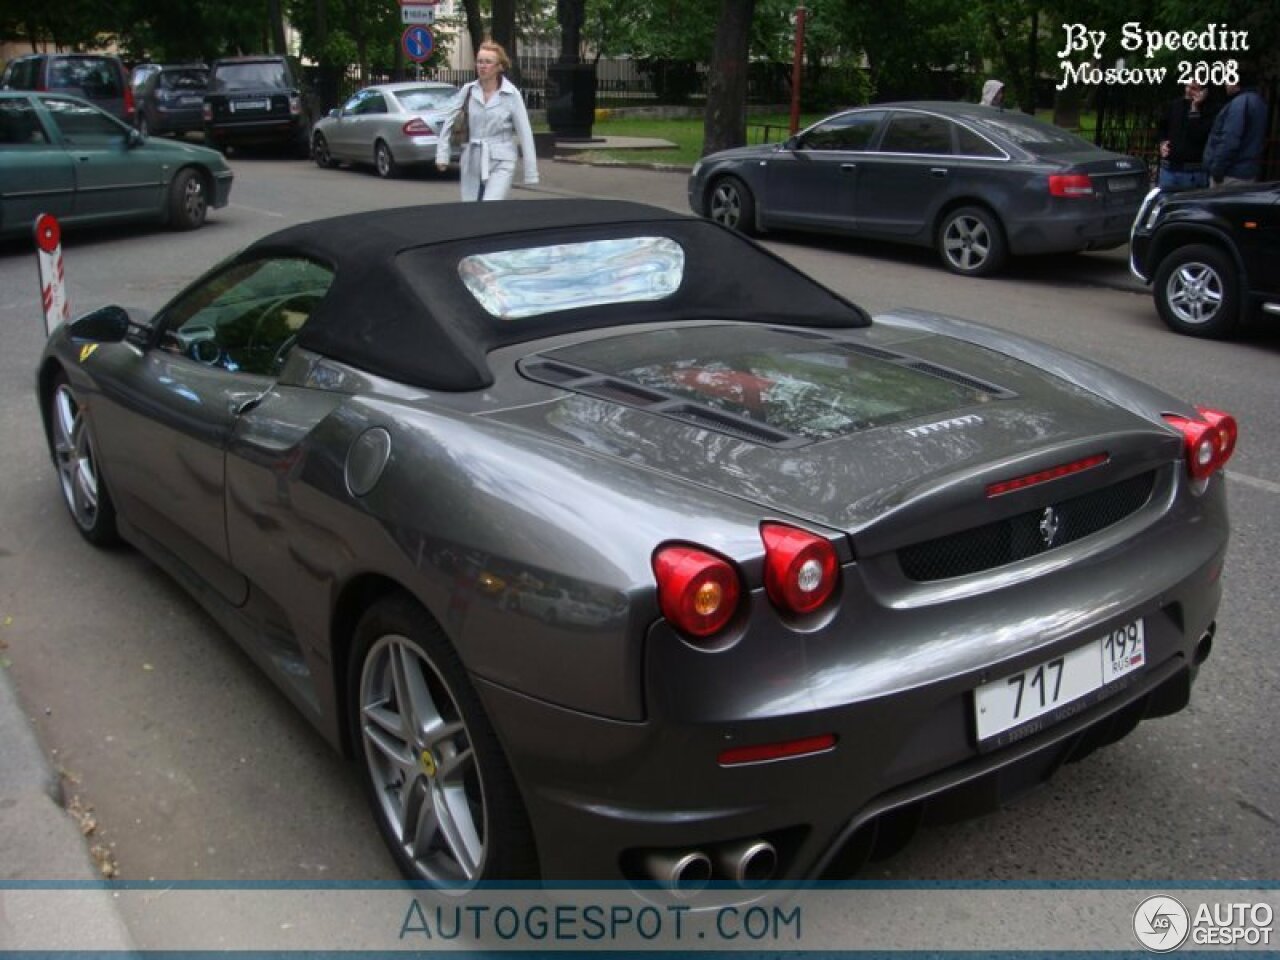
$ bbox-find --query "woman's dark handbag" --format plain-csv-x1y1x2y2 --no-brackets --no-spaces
450,87,470,148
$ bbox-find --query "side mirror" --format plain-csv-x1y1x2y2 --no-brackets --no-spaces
127,127,143,148
783,135,802,150
68,305,132,343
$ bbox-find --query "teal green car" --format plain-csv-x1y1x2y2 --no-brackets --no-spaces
0,91,233,239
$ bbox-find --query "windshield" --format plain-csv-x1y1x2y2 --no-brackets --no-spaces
459,237,685,320
393,86,455,111
160,69,208,91
212,61,288,91
968,113,1097,155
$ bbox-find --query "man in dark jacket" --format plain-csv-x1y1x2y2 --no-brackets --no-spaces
1203,70,1268,186
1156,81,1215,191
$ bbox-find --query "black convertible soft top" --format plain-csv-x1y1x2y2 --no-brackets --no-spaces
248,199,868,391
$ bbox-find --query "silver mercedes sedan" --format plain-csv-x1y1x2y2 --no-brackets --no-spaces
311,81,458,178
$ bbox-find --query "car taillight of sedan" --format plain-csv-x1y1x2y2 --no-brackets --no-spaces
1049,173,1095,197
402,117,435,136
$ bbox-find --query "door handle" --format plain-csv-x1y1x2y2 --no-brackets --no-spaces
840,163,857,172
930,167,948,178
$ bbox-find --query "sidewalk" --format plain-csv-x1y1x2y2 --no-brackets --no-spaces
0,667,134,949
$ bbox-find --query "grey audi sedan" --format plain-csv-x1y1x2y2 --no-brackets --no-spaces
38,200,1232,891
311,81,459,178
689,102,1147,276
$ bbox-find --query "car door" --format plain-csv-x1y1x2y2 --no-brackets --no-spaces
355,90,391,162
853,110,963,239
88,256,334,606
0,95,75,233
40,95,163,220
763,110,884,231
327,90,366,160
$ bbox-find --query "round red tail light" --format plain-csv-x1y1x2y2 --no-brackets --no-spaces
761,523,838,615
652,546,742,638
1165,409,1238,481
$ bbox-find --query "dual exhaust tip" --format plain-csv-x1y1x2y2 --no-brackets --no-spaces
644,839,778,897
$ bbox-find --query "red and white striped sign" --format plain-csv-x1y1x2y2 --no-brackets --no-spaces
35,213,70,336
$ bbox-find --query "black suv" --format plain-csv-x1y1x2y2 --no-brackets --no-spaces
1130,183,1280,338
203,55,313,154
1,53,134,123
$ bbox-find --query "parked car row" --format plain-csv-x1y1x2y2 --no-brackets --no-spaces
691,100,1278,338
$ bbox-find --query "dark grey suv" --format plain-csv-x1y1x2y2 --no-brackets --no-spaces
135,64,208,138
1,53,134,124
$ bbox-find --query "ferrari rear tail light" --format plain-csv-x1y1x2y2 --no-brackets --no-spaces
1048,173,1094,197
653,545,742,638
761,523,838,615
1164,408,1238,481
403,117,433,135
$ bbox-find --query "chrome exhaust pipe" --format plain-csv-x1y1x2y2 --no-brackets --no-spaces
644,850,712,897
718,839,778,885
1194,622,1216,665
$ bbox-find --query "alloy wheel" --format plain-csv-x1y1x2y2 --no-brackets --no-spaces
51,384,100,531
358,634,487,885
709,182,742,228
942,214,991,272
182,175,206,225
1164,261,1224,327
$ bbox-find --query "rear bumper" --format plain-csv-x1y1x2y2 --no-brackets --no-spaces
1005,202,1141,255
148,106,204,134
477,474,1227,884
206,116,305,144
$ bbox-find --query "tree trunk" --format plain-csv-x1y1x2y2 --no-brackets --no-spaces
267,0,287,55
461,0,485,62
491,0,518,83
702,0,755,157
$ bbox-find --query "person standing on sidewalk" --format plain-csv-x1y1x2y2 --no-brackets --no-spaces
1155,80,1216,191
436,40,539,201
1203,67,1268,187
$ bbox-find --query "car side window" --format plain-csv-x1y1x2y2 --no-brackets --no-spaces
41,97,125,145
879,114,954,155
158,257,335,376
955,123,1004,158
801,111,884,151
0,98,49,144
342,91,364,114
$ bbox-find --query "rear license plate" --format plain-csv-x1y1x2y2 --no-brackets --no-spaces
180,96,201,106
231,99,269,112
974,619,1145,747
1108,176,1139,192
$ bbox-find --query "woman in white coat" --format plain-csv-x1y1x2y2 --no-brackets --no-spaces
436,41,539,201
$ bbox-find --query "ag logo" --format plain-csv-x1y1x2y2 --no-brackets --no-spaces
1134,895,1190,952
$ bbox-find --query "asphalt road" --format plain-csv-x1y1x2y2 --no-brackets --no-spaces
0,152,1277,885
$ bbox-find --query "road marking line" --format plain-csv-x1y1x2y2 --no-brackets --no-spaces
1229,471,1280,495
229,203,285,218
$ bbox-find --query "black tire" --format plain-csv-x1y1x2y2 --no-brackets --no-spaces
349,594,537,886
707,175,756,234
168,168,208,230
312,132,335,169
374,140,398,179
1152,243,1240,338
48,372,119,547
937,205,1007,276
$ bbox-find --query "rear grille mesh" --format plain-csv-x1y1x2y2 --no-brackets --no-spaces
898,471,1156,581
